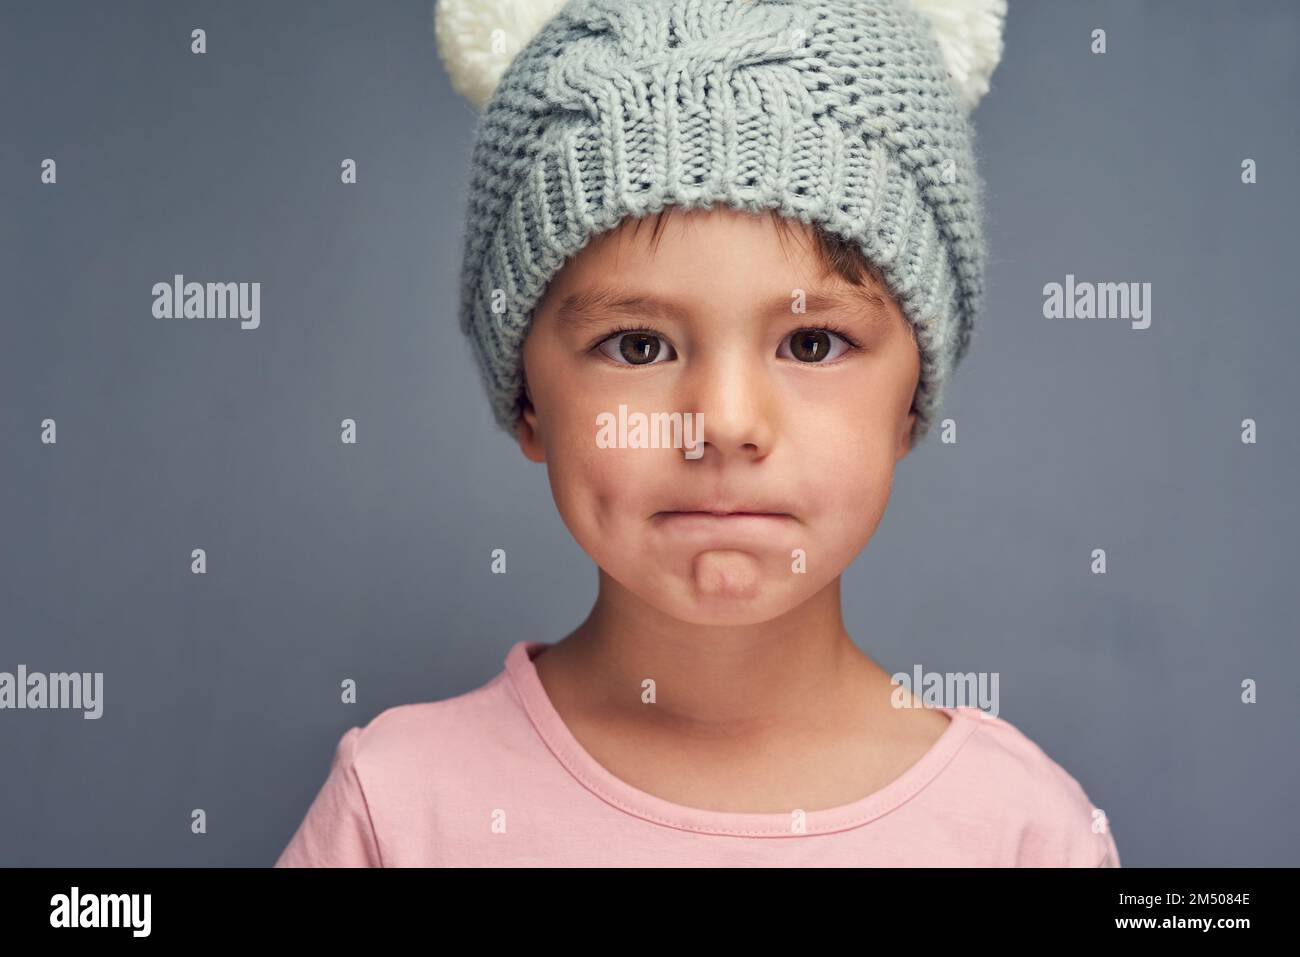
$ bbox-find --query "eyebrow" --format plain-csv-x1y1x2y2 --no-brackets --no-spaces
552,285,889,329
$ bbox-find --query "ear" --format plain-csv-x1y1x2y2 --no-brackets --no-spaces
433,0,570,111
896,409,917,461
907,0,1008,112
515,376,546,462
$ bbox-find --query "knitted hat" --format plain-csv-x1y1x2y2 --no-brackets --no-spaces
434,0,1006,445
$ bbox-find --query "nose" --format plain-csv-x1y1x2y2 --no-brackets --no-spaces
681,350,775,460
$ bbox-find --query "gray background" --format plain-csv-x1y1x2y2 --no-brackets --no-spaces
2,0,1296,866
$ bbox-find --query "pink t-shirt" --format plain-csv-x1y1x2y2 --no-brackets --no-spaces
275,641,1121,867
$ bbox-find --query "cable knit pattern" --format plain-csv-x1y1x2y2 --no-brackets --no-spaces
455,0,989,445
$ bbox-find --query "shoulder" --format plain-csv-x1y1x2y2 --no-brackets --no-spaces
275,669,520,868
944,708,1121,867
344,669,519,787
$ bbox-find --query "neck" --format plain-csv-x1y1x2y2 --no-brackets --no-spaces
544,569,879,741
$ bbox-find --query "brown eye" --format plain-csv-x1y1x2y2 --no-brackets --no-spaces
621,333,659,363
597,331,675,365
781,328,858,363
789,330,830,361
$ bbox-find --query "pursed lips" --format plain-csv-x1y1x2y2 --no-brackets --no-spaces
650,508,799,531
656,510,792,518
653,497,796,519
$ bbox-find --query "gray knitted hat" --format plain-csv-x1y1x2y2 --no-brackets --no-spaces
434,0,1006,445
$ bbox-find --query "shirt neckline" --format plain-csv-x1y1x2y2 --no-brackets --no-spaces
503,639,981,837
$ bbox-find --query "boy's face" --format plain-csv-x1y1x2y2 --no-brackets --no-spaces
517,206,920,626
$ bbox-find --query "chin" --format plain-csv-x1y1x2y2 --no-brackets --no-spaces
651,575,813,627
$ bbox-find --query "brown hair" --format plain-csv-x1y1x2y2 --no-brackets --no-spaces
628,206,894,307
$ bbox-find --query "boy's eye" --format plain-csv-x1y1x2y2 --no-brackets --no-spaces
594,327,857,365
778,329,855,363
596,331,676,365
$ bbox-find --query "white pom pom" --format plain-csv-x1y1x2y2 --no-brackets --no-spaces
434,0,571,111
908,0,1007,112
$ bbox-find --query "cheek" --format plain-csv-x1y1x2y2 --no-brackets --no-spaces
544,425,652,543
525,344,651,546
832,441,895,512
794,403,902,546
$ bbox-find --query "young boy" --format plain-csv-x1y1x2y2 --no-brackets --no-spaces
276,0,1120,866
